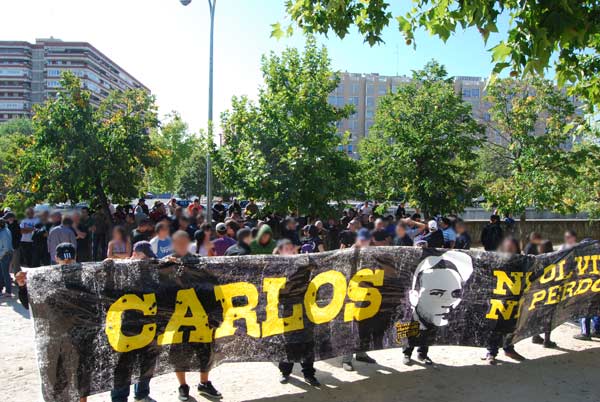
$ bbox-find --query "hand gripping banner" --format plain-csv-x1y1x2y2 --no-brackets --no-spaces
27,242,600,401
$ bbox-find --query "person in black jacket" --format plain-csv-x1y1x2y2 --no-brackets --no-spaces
480,215,504,251
224,228,252,256
454,220,472,250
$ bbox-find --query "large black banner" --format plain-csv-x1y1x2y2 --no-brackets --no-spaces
28,242,600,402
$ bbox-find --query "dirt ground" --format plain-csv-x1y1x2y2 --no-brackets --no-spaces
1,294,599,402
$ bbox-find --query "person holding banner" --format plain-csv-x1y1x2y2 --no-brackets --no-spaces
483,237,527,364
109,241,158,402
341,228,378,371
167,230,223,400
274,239,321,387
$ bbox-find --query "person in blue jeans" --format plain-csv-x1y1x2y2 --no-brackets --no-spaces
574,316,600,340
0,217,14,297
110,241,158,402
111,379,153,402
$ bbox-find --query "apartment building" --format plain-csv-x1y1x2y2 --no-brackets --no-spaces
0,38,148,122
332,72,582,157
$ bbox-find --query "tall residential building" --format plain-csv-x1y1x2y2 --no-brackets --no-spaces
0,38,148,122
332,72,582,157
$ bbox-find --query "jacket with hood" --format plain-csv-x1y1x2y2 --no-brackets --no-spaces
224,240,251,256
250,224,276,255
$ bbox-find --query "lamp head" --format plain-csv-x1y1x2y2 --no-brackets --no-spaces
180,0,192,5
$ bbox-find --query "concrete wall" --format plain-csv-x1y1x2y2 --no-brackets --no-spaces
464,220,600,248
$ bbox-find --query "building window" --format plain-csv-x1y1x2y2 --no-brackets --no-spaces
366,96,375,108
366,84,374,95
347,144,353,154
351,83,359,94
378,86,387,95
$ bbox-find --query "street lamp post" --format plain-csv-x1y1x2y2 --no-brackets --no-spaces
180,0,215,224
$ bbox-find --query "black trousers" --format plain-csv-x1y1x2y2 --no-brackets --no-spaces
278,361,315,377
20,242,33,267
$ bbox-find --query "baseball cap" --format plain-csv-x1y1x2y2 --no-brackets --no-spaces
428,220,438,231
133,241,157,259
55,243,76,261
2,212,15,220
216,222,227,234
357,228,372,241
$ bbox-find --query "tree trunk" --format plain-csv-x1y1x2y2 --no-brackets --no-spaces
519,212,527,250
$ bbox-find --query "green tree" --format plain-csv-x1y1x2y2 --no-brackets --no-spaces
147,112,199,194
17,72,160,219
477,77,581,223
358,60,484,216
216,36,357,216
279,1,600,112
0,118,32,195
572,140,600,218
175,131,228,199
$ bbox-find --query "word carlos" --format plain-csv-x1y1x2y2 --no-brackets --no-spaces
486,254,600,320
105,269,384,353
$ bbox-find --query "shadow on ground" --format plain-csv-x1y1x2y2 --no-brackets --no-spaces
250,347,600,402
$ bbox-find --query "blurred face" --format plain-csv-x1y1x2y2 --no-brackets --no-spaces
396,224,407,238
173,235,190,256
260,232,271,245
375,219,384,230
500,239,519,254
316,221,323,230
51,213,61,224
26,208,34,218
410,268,463,327
158,227,169,239
455,223,465,234
71,213,80,225
279,243,296,255
564,232,577,246
112,227,123,241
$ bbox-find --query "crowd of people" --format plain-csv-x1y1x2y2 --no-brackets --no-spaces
0,198,596,402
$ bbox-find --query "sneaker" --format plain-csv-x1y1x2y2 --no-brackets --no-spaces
504,349,526,361
355,354,377,364
279,375,289,384
482,353,497,365
134,397,157,402
543,340,557,348
417,354,433,365
178,384,190,401
198,381,222,399
402,355,412,365
342,362,354,371
304,375,320,387
531,334,544,344
573,333,592,341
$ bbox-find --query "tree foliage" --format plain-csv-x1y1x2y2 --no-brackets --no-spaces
476,77,581,217
176,130,228,199
280,0,600,112
358,60,484,216
147,112,200,194
216,36,357,216
17,72,160,217
0,118,33,197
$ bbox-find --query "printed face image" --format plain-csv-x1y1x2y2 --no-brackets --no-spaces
409,251,473,327
410,268,463,326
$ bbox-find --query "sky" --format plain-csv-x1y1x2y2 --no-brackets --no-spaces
1,0,511,135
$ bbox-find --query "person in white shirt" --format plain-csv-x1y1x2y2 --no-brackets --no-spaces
19,207,39,267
